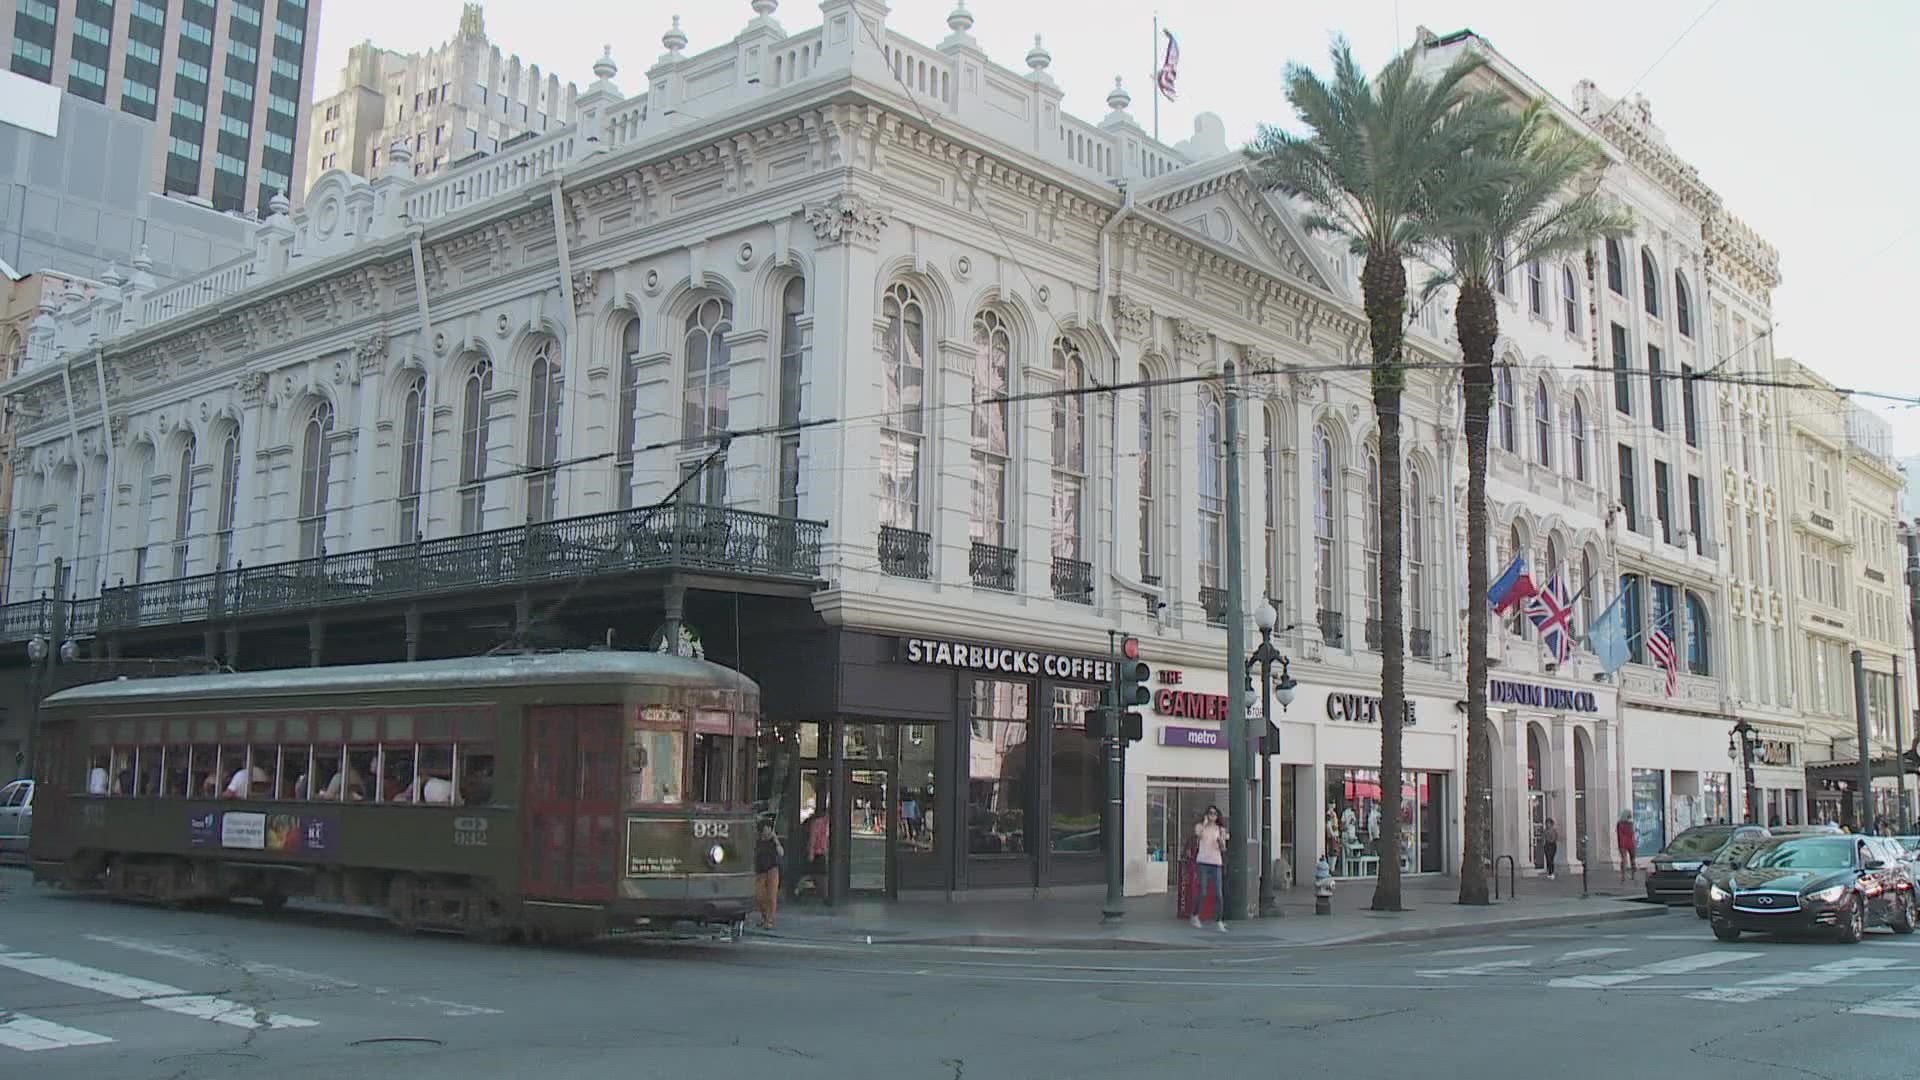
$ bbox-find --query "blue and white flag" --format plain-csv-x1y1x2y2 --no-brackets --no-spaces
1584,591,1631,676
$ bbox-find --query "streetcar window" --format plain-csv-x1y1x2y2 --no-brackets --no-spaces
418,746,454,804
85,750,109,795
313,746,348,800
690,734,737,805
109,747,132,796
281,745,312,799
135,746,162,797
165,744,190,797
379,748,417,802
190,745,218,798
630,728,685,806
347,748,379,801
458,746,495,805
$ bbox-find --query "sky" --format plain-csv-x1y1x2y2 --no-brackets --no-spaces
312,0,1920,456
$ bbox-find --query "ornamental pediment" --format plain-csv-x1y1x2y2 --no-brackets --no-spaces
1146,167,1339,297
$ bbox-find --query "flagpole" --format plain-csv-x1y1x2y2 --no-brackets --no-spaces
1152,14,1160,142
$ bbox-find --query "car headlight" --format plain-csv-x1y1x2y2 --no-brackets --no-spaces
706,843,727,867
1709,884,1729,902
1808,885,1847,904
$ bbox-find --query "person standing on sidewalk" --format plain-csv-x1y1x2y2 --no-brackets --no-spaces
1191,806,1228,932
754,820,784,930
1615,810,1637,883
1542,817,1561,880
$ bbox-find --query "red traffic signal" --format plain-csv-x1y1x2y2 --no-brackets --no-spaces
1121,635,1141,660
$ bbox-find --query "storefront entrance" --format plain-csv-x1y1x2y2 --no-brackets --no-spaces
1323,767,1446,878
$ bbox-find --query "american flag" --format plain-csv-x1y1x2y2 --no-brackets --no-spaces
1647,621,1678,697
1156,31,1180,100
1525,574,1575,664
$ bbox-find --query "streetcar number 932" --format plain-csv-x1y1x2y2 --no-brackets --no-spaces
691,820,731,838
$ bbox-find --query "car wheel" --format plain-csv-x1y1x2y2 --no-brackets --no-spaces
1712,922,1741,943
1839,896,1866,944
1695,901,1709,920
1894,893,1917,936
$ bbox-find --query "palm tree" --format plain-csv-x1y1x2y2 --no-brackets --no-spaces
1421,100,1630,905
1247,41,1508,910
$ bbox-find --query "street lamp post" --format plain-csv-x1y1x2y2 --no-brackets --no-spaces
1728,719,1758,825
1248,600,1296,918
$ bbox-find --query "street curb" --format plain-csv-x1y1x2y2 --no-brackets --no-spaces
750,901,1674,952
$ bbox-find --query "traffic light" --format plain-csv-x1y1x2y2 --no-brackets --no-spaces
1117,636,1149,744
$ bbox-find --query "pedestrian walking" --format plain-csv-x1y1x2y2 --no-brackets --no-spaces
1615,810,1637,883
1191,806,1228,932
1543,817,1561,880
754,819,784,930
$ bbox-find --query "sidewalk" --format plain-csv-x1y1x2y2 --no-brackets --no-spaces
755,870,1672,950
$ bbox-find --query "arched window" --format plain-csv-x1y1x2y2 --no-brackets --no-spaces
170,433,196,578
1580,549,1596,648
215,426,240,569
1263,405,1280,601
1049,338,1087,564
1363,445,1381,640
1199,391,1225,591
879,283,925,530
1534,378,1553,466
683,294,734,495
1526,260,1544,316
1138,364,1156,582
1544,534,1561,584
1562,264,1580,331
1570,398,1588,483
1641,247,1660,317
1313,426,1338,627
1496,367,1516,453
297,400,334,558
1674,272,1693,337
776,279,806,519
397,376,426,540
1407,465,1428,644
970,309,1012,547
1507,523,1528,639
1685,591,1711,675
458,357,494,533
1605,238,1625,295
525,338,563,522
615,317,642,510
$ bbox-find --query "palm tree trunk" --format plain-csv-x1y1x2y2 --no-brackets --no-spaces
1456,279,1498,906
1362,247,1408,912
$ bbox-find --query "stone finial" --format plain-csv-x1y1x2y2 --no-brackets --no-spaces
100,261,125,289
131,243,153,276
592,44,617,81
62,275,86,309
750,0,779,17
947,0,974,35
1106,76,1131,113
1025,35,1053,81
662,14,688,55
268,190,291,217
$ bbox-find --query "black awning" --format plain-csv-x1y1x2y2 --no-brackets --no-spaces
1805,757,1917,782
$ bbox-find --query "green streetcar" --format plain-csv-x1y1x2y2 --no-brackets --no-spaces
27,651,759,943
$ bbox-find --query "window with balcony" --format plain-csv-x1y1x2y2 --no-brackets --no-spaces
524,338,563,523
971,310,1012,548
297,400,334,558
1407,466,1428,654
1363,446,1381,645
458,357,494,534
1050,338,1088,567
171,434,197,579
1263,405,1281,601
216,427,240,570
615,318,641,510
1138,366,1156,583
776,279,806,520
879,283,926,531
1312,425,1339,641
1200,391,1226,594
397,376,425,540
1685,591,1710,676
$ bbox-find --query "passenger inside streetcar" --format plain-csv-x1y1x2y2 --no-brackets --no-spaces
320,767,368,801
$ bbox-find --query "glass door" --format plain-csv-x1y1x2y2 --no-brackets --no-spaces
848,765,892,893
897,723,940,890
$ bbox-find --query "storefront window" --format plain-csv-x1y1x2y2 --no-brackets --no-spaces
1324,767,1443,878
1631,768,1665,854
968,679,1029,856
1702,772,1731,824
1050,687,1103,853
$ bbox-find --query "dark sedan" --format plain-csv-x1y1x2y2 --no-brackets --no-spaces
1691,831,1774,918
1708,836,1918,943
1646,824,1769,905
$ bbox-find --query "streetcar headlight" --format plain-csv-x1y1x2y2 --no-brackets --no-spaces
706,843,727,867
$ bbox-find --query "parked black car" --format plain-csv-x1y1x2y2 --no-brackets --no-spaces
1708,835,1918,943
1647,824,1770,905
1691,829,1775,918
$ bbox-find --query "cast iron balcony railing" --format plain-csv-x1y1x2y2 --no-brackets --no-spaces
1318,608,1345,647
1365,616,1384,653
0,504,826,642
970,542,1018,592
1051,556,1093,604
1200,585,1228,627
877,525,932,580
1410,626,1434,659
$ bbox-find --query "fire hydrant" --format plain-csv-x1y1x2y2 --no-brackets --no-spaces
1314,857,1336,915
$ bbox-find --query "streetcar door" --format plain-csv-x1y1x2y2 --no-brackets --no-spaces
522,706,621,902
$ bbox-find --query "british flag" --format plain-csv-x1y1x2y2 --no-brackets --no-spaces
1525,574,1576,665
1647,619,1679,697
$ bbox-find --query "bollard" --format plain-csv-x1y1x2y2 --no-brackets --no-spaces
1313,856,1335,916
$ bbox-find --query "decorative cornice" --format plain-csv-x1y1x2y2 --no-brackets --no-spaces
804,192,890,247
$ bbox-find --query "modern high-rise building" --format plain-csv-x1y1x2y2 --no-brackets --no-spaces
3,0,322,213
305,3,576,192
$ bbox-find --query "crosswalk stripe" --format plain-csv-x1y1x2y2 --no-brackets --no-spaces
1426,945,1532,957
1846,983,1920,1019
1687,957,1902,1003
0,1012,115,1052
1550,950,1761,989
0,951,318,1030
1555,947,1633,963
1416,958,1533,978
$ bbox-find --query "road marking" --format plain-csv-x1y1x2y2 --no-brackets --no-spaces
1550,950,1761,989
0,1012,115,1052
0,951,317,1030
1425,944,1533,957
86,935,502,1017
1848,982,1920,1019
1416,958,1533,978
1687,957,1902,1003
1554,947,1633,962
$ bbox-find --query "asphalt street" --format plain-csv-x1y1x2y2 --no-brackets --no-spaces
3,865,1917,1079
